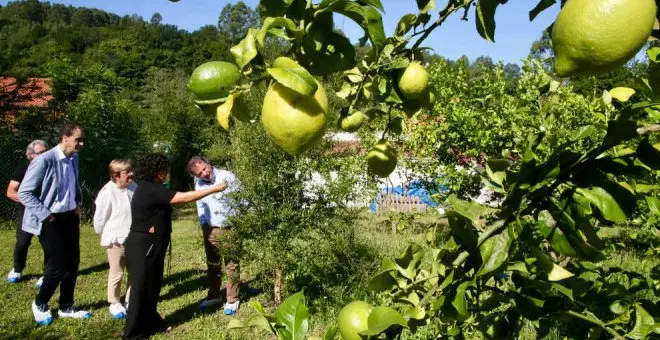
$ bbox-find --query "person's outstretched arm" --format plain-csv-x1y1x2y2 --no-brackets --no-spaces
170,182,227,205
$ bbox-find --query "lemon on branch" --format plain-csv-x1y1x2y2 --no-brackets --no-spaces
397,61,430,99
552,0,657,77
367,140,397,177
337,301,372,340
261,80,328,155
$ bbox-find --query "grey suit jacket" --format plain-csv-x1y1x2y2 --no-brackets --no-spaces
18,146,81,235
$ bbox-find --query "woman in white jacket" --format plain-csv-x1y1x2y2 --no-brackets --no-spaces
93,159,136,319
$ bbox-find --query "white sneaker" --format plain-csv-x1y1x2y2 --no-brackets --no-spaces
223,300,240,315
58,307,92,319
109,303,126,319
35,276,44,289
199,298,223,310
7,269,21,283
32,301,53,326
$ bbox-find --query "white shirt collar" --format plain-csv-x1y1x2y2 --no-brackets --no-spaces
56,145,74,161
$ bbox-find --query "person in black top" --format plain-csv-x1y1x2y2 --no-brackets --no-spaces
124,153,227,340
5,139,48,284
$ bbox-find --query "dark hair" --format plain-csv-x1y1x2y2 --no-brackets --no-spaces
58,122,83,142
134,153,170,183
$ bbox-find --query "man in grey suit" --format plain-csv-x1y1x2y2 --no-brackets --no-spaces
18,123,92,326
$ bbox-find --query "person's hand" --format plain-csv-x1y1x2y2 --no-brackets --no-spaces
47,215,56,222
74,207,81,215
213,181,228,193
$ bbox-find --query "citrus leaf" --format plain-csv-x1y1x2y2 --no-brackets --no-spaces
415,0,436,13
637,138,660,170
576,182,635,222
248,300,267,315
230,28,259,70
389,117,405,135
603,119,638,148
274,291,309,340
368,270,397,291
609,87,636,102
267,57,318,96
646,196,660,215
476,230,512,277
402,305,426,320
531,248,574,281
537,210,578,257
513,292,544,320
323,325,338,340
475,0,500,42
361,0,384,12
571,125,597,142
395,14,417,37
359,306,408,336
227,319,246,329
257,17,299,45
452,281,472,318
625,304,655,339
319,1,386,49
529,0,556,21
448,195,496,226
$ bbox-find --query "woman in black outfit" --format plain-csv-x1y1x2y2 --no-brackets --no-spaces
123,154,227,339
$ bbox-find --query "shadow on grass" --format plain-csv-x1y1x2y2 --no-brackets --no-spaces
163,281,263,328
78,262,109,276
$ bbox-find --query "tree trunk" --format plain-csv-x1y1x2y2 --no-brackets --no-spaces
274,268,283,306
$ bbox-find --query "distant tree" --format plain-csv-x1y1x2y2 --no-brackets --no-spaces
150,12,162,25
217,1,260,44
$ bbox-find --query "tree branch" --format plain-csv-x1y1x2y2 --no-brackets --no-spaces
565,310,625,340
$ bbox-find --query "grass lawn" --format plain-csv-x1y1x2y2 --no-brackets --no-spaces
0,211,417,339
0,218,272,339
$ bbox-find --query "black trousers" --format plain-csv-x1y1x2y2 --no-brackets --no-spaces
124,230,170,339
14,212,48,273
36,210,80,309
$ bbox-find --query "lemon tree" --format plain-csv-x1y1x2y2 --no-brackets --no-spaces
171,0,660,338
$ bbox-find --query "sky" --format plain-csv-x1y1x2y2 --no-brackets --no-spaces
0,0,561,65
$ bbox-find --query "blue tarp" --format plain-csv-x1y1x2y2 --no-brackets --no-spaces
370,181,445,212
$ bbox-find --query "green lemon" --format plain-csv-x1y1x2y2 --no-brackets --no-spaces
367,140,397,177
339,111,367,132
261,80,328,155
188,61,241,104
552,0,657,77
398,61,430,99
337,301,372,340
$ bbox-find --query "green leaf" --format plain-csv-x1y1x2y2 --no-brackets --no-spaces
267,57,318,96
609,301,628,315
415,0,436,13
571,125,597,142
323,325,338,340
476,230,512,277
230,28,259,70
531,248,574,281
389,117,405,135
475,0,500,42
646,197,660,215
402,305,426,320
513,293,544,320
368,270,397,291
227,319,246,329
395,14,417,37
647,47,660,62
274,291,309,340
602,119,638,148
507,261,529,275
361,0,384,12
257,17,299,46
452,281,472,318
609,87,636,102
359,306,408,336
636,138,660,170
296,17,357,75
394,243,425,280
576,181,635,222
448,195,495,226
529,0,556,21
537,210,579,257
318,1,386,49
625,304,655,339
249,300,267,315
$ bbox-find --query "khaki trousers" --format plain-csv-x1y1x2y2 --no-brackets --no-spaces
107,244,130,304
203,226,240,303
